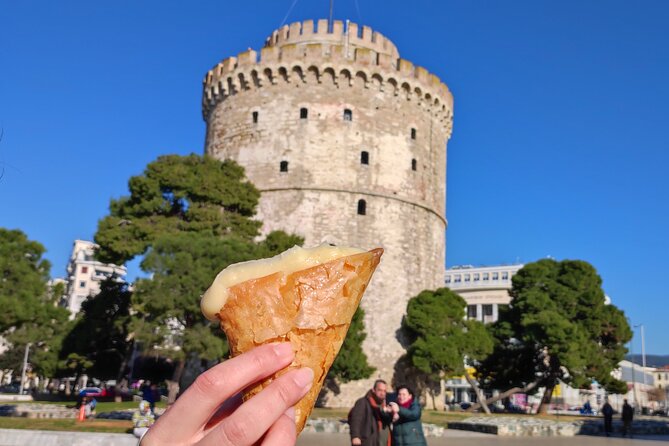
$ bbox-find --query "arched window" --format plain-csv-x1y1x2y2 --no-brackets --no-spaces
360,151,369,165
343,109,353,121
280,161,288,172
252,111,258,123
357,199,366,215
411,159,417,171
411,128,417,139
300,108,308,119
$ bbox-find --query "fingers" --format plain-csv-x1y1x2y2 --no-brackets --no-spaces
142,343,294,445
260,407,296,446
198,367,313,446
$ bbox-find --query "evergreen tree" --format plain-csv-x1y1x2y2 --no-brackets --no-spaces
477,259,631,413
401,288,493,411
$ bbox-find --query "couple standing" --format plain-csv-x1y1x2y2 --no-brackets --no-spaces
349,379,427,446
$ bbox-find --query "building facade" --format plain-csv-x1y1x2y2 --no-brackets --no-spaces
62,240,127,316
202,19,453,405
445,264,523,324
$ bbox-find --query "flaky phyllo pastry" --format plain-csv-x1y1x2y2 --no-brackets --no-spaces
201,245,383,433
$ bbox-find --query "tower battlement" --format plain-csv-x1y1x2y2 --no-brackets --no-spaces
203,19,453,135
265,19,399,59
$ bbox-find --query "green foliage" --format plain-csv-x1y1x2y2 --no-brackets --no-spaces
95,154,261,264
328,308,375,382
401,288,493,381
477,259,632,396
59,280,133,380
0,228,71,376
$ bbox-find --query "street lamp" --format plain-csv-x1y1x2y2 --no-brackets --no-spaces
19,343,31,395
633,324,647,411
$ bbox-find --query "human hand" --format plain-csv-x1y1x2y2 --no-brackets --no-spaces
141,343,313,446
389,402,399,413
351,437,362,445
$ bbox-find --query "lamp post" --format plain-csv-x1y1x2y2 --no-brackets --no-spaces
19,343,31,395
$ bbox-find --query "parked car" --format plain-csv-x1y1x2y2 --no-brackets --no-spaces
0,383,21,394
78,387,104,397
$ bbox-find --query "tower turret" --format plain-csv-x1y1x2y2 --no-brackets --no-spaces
202,19,453,406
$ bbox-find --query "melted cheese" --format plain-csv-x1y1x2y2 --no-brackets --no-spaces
201,244,364,321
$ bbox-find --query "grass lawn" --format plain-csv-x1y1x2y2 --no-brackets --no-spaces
0,417,132,434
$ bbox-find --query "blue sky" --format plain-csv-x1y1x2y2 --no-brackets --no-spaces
1,1,668,354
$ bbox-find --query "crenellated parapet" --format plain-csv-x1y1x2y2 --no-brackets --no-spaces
265,19,399,59
202,20,453,136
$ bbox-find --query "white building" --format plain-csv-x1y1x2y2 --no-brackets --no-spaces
61,240,127,316
445,264,524,323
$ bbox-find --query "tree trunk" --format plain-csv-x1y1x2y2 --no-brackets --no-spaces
537,383,555,414
116,341,134,383
166,360,185,404
467,380,540,412
464,370,490,414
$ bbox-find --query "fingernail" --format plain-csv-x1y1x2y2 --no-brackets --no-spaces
284,406,296,421
272,343,293,358
292,367,314,390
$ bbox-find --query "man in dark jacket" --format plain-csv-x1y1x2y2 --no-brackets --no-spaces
349,379,393,446
622,399,634,437
601,398,614,436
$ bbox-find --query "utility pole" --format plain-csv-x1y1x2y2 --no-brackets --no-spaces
19,343,30,395
329,0,334,29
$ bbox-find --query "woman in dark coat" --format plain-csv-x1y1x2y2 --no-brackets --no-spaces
389,385,427,446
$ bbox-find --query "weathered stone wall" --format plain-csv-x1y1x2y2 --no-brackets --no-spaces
203,19,453,406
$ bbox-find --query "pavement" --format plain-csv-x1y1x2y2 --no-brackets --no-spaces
297,430,669,445
1,428,668,445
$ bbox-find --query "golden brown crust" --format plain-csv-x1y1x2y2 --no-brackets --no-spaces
218,248,383,433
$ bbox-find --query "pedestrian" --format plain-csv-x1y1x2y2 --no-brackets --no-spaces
141,380,156,413
349,379,393,446
622,399,634,438
388,385,427,446
601,397,613,436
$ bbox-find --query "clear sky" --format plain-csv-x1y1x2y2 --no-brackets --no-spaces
1,1,668,354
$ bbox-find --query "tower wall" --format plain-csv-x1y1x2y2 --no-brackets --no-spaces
203,19,453,406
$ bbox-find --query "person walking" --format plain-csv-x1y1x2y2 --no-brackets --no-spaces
622,399,634,438
349,379,393,446
388,385,427,446
601,398,614,436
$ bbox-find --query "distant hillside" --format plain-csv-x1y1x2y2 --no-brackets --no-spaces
626,354,669,368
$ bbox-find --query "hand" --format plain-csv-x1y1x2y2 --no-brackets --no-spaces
141,343,313,446
352,438,362,445
389,402,399,413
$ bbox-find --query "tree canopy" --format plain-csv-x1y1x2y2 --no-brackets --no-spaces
401,287,493,410
477,259,632,412
0,228,71,377
93,154,372,396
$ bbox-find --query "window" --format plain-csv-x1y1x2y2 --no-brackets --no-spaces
483,304,493,316
411,128,417,139
467,305,477,319
492,272,499,280
454,275,461,283
473,273,480,281
483,273,489,281
411,159,417,171
445,275,451,284
300,108,308,119
79,281,86,288
343,109,352,121
464,274,471,282
502,272,509,280
252,111,258,123
81,266,88,274
280,161,288,172
357,199,366,215
361,151,369,165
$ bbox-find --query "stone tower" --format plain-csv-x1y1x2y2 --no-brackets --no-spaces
202,19,453,406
